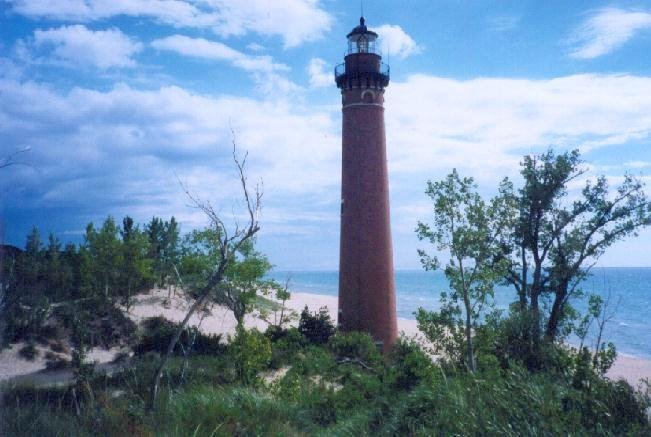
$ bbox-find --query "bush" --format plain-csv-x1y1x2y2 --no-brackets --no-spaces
267,326,306,369
18,343,38,361
387,337,436,390
298,306,335,345
44,351,70,370
328,332,381,368
229,328,272,384
49,340,68,354
134,316,223,356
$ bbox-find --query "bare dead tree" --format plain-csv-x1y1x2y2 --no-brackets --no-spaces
146,144,262,412
0,148,31,169
592,288,620,370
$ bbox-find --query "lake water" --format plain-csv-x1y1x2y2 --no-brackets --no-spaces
267,268,651,360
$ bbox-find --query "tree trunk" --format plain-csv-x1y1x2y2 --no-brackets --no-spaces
545,283,568,342
464,296,475,373
146,286,213,412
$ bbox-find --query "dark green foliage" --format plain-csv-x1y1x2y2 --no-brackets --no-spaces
266,326,306,368
179,228,276,328
3,216,177,349
386,337,436,390
228,327,271,384
298,305,335,344
44,351,70,370
2,334,649,436
134,316,224,356
120,216,154,310
55,299,137,349
416,170,513,372
328,331,382,368
18,343,38,360
147,216,180,288
501,150,651,368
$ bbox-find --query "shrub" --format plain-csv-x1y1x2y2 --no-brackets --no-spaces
44,351,70,370
18,343,38,361
298,306,335,345
328,331,381,368
387,337,436,390
134,316,223,356
229,328,272,384
49,340,68,354
267,326,306,369
292,345,337,376
55,301,137,349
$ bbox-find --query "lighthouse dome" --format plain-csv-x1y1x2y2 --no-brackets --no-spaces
347,17,378,39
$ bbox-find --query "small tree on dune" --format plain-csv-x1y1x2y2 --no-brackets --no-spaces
416,170,514,372
147,145,263,412
499,150,651,369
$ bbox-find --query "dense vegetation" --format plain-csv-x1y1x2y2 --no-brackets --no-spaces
0,215,181,352
1,320,649,435
1,149,650,435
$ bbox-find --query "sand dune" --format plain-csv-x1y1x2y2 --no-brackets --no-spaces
1,289,649,387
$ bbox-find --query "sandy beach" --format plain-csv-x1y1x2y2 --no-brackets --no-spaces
1,289,649,387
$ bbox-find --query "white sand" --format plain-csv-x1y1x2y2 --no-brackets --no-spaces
1,289,649,387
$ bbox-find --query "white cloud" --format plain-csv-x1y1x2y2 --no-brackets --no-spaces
33,25,142,69
385,74,651,180
8,0,332,48
307,57,331,88
246,42,265,52
205,0,333,48
0,79,339,226
151,35,287,73
488,15,520,32
4,73,651,268
373,24,421,59
624,160,651,169
151,35,299,99
569,7,651,59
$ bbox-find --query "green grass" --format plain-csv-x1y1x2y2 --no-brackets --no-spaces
1,332,649,436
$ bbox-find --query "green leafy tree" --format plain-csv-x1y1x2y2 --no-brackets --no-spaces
121,216,153,311
43,233,75,302
147,147,263,411
498,149,651,368
3,228,52,341
84,217,123,301
162,217,180,293
147,216,180,289
147,217,166,287
416,170,513,372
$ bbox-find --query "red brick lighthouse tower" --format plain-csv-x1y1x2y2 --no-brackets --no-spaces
335,16,397,352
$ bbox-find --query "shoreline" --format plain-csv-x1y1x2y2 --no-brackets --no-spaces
1,289,649,387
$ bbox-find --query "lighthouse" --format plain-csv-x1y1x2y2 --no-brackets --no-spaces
335,16,397,352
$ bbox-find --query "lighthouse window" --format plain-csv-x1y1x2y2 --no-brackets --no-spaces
357,36,369,53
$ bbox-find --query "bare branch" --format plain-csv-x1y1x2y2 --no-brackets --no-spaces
0,147,31,169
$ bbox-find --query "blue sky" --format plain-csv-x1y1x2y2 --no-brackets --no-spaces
2,0,651,270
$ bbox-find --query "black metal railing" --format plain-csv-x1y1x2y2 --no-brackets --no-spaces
334,62,390,83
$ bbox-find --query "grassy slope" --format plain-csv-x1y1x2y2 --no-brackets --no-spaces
1,331,650,437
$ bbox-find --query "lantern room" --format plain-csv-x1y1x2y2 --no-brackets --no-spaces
346,17,379,54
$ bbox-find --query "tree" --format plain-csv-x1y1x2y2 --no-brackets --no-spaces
5,228,50,341
0,148,30,169
147,146,262,412
147,216,180,290
120,216,153,311
84,217,123,301
499,149,651,368
180,229,273,328
416,170,514,372
0,245,21,347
